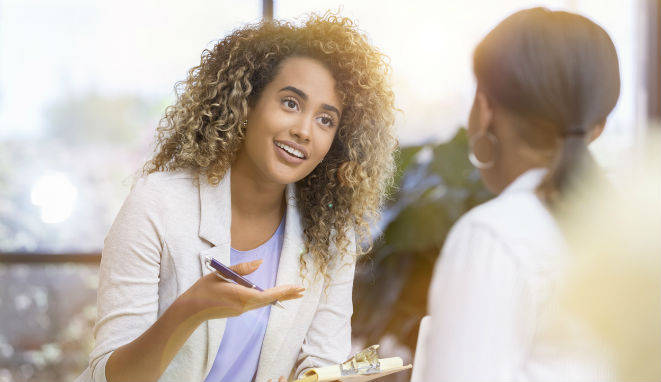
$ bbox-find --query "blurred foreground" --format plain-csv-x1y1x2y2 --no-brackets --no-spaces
557,132,661,381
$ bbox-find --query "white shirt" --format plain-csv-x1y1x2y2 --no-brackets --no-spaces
421,169,614,382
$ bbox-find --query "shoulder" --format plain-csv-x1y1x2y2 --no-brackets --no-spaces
132,168,198,188
458,189,560,243
129,169,199,201
116,169,201,227
443,189,565,270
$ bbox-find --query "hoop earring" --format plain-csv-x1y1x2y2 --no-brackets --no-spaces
468,131,497,169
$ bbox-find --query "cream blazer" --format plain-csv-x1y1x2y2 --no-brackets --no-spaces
75,169,355,382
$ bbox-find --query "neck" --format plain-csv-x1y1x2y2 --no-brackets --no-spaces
230,157,286,219
497,161,537,192
492,143,547,194
489,119,550,194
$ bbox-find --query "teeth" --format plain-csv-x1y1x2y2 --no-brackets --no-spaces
276,142,305,159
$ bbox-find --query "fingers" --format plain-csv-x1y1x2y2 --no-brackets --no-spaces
261,284,306,303
227,284,305,313
230,259,263,275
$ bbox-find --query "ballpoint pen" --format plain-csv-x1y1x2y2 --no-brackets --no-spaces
204,257,287,310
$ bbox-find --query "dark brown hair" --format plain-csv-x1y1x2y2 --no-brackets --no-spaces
473,7,620,205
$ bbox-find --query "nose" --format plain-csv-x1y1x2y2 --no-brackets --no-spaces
289,117,312,143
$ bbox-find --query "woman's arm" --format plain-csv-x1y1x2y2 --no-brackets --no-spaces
105,262,298,382
421,219,535,382
104,295,202,382
88,176,164,382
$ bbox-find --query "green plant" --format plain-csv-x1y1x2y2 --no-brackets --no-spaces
352,128,492,351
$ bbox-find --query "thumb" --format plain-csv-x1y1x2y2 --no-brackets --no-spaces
230,259,263,276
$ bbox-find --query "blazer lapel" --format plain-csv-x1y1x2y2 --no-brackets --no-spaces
197,170,232,376
198,170,231,247
256,183,307,379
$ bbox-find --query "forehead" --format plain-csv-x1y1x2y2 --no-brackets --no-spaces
269,56,341,109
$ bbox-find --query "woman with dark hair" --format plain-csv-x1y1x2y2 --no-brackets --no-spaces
421,7,620,381
75,13,397,382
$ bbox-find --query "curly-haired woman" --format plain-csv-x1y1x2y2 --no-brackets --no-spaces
75,13,396,382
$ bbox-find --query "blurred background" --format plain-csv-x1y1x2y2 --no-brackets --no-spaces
0,1,659,381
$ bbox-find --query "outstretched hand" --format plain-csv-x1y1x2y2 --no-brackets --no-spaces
179,259,305,321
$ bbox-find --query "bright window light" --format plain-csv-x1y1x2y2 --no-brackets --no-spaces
30,173,78,224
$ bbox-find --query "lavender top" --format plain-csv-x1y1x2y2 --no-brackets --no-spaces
203,217,285,382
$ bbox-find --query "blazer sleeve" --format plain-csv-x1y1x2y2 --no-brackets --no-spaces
86,177,165,382
294,237,357,377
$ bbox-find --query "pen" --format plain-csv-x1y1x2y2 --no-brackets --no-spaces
205,257,287,310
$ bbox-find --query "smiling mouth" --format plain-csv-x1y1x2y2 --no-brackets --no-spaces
275,141,307,159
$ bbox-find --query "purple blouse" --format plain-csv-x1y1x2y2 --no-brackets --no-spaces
203,217,285,382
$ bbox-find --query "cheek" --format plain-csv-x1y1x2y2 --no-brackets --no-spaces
243,128,261,157
245,118,273,147
313,132,337,161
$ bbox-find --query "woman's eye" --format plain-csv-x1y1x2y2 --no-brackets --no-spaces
318,116,335,127
283,98,298,110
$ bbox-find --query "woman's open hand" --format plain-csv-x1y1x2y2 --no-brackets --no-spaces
178,259,305,322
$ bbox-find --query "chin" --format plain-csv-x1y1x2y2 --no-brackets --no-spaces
267,165,310,185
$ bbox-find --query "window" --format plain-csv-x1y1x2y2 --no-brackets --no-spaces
0,0,260,254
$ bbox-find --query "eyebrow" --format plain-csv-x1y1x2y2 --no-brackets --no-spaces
279,86,341,118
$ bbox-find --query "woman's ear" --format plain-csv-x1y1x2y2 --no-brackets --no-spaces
474,90,494,135
242,106,252,131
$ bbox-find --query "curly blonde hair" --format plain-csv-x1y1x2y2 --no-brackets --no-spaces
142,12,397,278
